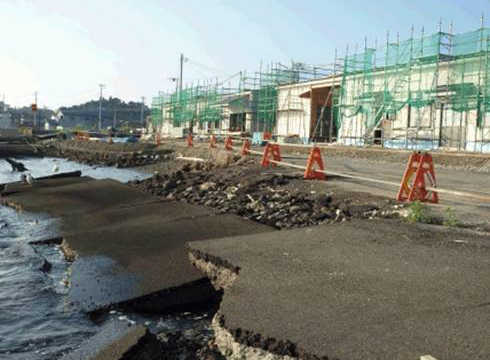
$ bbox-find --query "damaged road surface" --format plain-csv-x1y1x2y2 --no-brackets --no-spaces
0,173,270,315
189,219,490,360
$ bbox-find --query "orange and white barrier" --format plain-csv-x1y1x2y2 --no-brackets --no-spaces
304,147,326,180
240,139,251,156
224,136,233,151
261,143,282,167
176,137,490,204
397,152,438,203
209,135,217,148
74,131,89,141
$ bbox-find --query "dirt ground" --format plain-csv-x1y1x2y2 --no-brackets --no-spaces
137,140,490,231
32,138,490,231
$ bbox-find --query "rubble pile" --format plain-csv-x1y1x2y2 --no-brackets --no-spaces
60,149,171,168
40,140,174,168
129,161,399,229
43,145,172,167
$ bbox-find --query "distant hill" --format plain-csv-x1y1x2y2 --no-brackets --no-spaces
60,97,149,124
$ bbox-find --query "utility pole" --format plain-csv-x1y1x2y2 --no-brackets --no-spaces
140,96,145,125
178,53,189,98
98,84,105,131
179,53,190,130
179,53,184,99
113,108,117,128
33,92,38,129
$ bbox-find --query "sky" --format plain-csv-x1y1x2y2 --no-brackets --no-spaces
1,0,490,109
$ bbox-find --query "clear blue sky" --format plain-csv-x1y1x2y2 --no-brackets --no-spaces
1,0,489,109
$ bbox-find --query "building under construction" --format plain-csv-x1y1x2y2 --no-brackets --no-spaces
149,63,329,139
150,25,490,152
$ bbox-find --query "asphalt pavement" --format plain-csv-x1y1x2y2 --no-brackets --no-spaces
189,219,490,360
1,174,271,313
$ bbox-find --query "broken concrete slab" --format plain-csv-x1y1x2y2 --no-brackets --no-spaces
88,327,147,360
0,144,42,158
189,219,490,360
65,204,271,313
0,176,271,314
60,321,144,360
1,177,157,215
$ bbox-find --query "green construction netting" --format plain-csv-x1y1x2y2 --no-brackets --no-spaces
150,95,164,125
339,32,442,135
339,28,490,135
256,86,277,132
449,28,490,127
150,66,317,132
149,86,225,127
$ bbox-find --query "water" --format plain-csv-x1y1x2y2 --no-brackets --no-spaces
0,157,150,184
0,157,156,359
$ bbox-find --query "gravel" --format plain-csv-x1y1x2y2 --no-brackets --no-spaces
128,160,400,230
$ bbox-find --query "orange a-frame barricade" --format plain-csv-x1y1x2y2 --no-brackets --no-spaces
397,152,438,203
261,143,282,168
187,134,193,147
240,139,251,156
209,135,217,148
75,131,89,141
224,136,233,151
304,147,326,180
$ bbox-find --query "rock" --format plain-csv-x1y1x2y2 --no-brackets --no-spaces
200,182,216,191
315,194,332,207
39,259,52,273
249,200,261,211
163,179,177,190
209,148,233,167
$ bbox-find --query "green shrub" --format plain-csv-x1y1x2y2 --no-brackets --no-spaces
407,201,433,224
442,207,461,227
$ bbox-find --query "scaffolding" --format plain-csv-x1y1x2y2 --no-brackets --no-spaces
150,75,245,136
151,62,329,136
338,24,490,151
149,21,490,152
240,62,330,133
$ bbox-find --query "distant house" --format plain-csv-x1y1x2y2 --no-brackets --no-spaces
0,101,14,129
0,112,13,130
55,108,117,129
43,118,60,131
